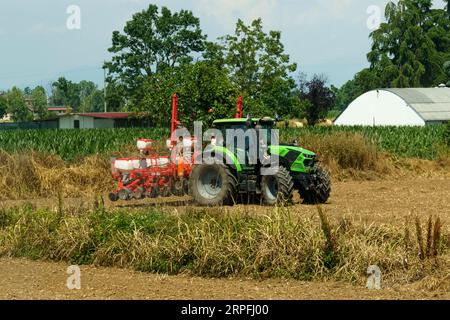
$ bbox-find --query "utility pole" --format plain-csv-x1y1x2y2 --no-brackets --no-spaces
103,62,107,113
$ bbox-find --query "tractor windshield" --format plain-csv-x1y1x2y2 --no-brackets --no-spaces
212,120,276,149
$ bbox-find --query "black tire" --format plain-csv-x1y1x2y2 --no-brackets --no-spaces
300,167,331,205
261,166,294,205
189,164,238,206
109,192,119,202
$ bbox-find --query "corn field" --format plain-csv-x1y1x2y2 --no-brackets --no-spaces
0,128,170,161
0,125,447,161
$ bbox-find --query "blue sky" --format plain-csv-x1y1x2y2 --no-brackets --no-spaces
0,0,446,91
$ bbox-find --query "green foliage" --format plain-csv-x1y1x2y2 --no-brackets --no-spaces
31,86,48,120
0,128,169,161
0,94,7,119
6,87,32,122
105,4,206,105
333,69,382,111
0,126,447,161
334,0,450,109
51,77,105,112
140,61,239,127
51,77,80,109
445,121,450,146
281,126,447,160
218,18,298,117
368,0,450,88
444,61,450,86
299,75,336,126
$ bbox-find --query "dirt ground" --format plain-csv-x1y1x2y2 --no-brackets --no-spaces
1,176,450,300
1,257,449,300
2,176,449,226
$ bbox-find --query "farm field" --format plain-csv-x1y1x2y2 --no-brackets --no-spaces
2,0,450,305
0,126,449,300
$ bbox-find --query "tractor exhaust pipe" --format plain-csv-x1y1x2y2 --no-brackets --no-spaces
171,93,179,146
236,96,243,119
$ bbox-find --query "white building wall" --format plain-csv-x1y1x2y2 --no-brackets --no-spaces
335,90,426,126
59,115,95,129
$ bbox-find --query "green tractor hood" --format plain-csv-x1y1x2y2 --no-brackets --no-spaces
269,145,317,173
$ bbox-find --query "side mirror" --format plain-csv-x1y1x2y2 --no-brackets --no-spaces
275,113,281,122
246,114,252,127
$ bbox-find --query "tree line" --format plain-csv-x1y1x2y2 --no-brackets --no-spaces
104,1,449,126
0,79,118,122
1,0,449,125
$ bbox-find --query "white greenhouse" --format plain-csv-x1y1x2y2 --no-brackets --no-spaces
334,88,450,126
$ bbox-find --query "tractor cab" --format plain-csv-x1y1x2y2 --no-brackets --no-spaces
211,117,277,170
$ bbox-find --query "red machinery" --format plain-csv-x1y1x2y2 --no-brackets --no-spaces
235,96,243,119
109,94,244,202
109,94,193,202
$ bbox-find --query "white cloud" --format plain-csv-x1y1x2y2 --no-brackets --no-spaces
192,0,365,34
194,0,280,29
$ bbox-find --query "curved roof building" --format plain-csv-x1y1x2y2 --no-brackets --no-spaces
335,88,450,126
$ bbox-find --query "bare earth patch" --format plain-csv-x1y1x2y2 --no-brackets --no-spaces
1,257,449,300
2,176,450,227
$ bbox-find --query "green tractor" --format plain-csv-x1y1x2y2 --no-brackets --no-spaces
188,117,331,206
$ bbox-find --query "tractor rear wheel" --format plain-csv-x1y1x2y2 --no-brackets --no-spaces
300,167,331,204
189,164,238,206
261,166,294,205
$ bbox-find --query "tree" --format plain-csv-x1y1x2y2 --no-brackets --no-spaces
51,77,81,110
0,94,7,119
31,86,48,120
367,0,450,88
217,19,297,117
105,4,206,105
6,87,32,122
334,68,382,111
80,89,105,112
300,75,335,126
105,81,126,112
444,61,450,86
140,60,238,127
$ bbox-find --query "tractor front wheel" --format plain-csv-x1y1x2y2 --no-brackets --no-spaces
189,164,238,206
300,167,331,205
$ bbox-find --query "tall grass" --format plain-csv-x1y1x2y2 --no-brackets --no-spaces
0,151,112,200
0,205,448,286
